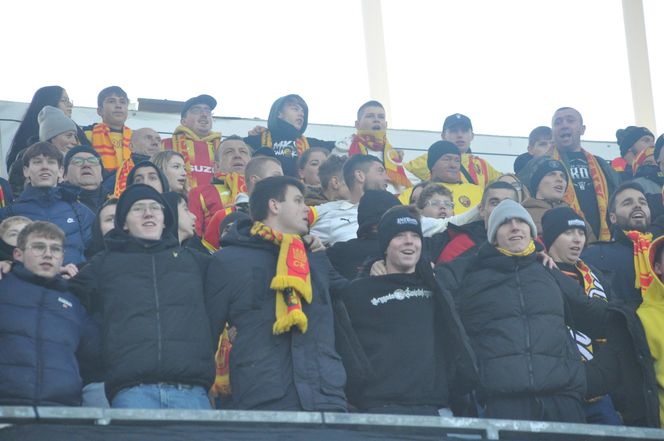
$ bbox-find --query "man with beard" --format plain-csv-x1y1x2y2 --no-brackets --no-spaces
583,182,653,308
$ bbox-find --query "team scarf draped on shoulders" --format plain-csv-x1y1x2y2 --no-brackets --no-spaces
171,125,221,188
215,172,247,203
261,130,309,156
633,147,655,175
552,147,611,241
569,260,608,301
625,230,654,293
348,130,412,188
496,240,536,257
465,153,490,187
250,221,313,335
90,124,132,171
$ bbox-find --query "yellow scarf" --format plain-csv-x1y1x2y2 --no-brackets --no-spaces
496,240,536,257
625,230,654,292
89,123,132,171
633,147,655,175
171,125,221,189
251,221,313,334
113,156,135,197
349,130,412,188
552,147,611,241
211,328,232,397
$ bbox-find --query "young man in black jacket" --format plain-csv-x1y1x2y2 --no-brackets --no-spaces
69,184,216,409
541,207,622,425
205,176,347,411
341,206,476,415
437,199,608,423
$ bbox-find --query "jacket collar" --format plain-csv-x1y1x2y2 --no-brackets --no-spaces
11,262,68,292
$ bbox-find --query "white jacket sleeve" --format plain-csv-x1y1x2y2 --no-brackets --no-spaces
421,205,481,237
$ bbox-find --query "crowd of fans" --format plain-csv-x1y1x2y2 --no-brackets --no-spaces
1,85,664,429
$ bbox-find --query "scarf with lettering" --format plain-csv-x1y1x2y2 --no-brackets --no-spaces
348,130,412,188
171,125,221,189
552,147,611,241
625,230,654,292
90,123,132,171
496,240,536,257
261,130,309,156
251,221,312,334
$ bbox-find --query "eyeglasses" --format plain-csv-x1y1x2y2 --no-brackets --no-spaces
129,203,164,215
188,107,213,116
69,157,101,167
426,200,455,209
25,242,64,256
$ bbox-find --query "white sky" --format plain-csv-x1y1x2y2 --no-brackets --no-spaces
1,0,661,141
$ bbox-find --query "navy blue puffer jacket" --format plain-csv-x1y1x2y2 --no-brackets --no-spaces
0,263,99,406
0,185,94,265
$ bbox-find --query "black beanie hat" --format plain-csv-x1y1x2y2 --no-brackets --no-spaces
513,152,533,174
541,206,586,250
378,206,423,255
114,183,174,234
64,145,101,172
427,141,460,171
126,160,170,193
357,190,401,238
654,134,664,165
529,158,568,196
616,126,653,157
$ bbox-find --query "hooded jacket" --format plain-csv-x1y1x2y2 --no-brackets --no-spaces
68,229,215,400
437,242,608,402
205,219,348,411
0,263,99,406
244,95,335,177
0,185,94,265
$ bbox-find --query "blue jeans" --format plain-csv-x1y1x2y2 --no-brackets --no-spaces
111,383,211,409
584,395,623,426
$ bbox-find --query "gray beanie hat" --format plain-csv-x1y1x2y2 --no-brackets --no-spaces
487,199,537,243
38,106,77,142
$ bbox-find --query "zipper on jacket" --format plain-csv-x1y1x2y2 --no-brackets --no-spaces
35,291,45,402
515,265,535,389
152,256,163,369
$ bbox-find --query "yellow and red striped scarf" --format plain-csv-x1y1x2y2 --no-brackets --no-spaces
0,186,5,208
215,172,246,203
251,221,312,334
171,125,221,189
261,130,309,156
348,130,412,188
633,147,655,175
113,156,135,197
211,327,233,397
625,230,654,293
553,147,611,241
89,124,132,171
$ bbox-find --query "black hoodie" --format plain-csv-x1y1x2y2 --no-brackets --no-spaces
244,94,335,177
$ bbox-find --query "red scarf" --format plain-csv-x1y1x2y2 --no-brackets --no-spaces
348,130,411,188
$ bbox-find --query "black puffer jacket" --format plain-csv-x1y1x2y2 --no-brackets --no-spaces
69,230,215,400
206,219,348,411
437,243,607,401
